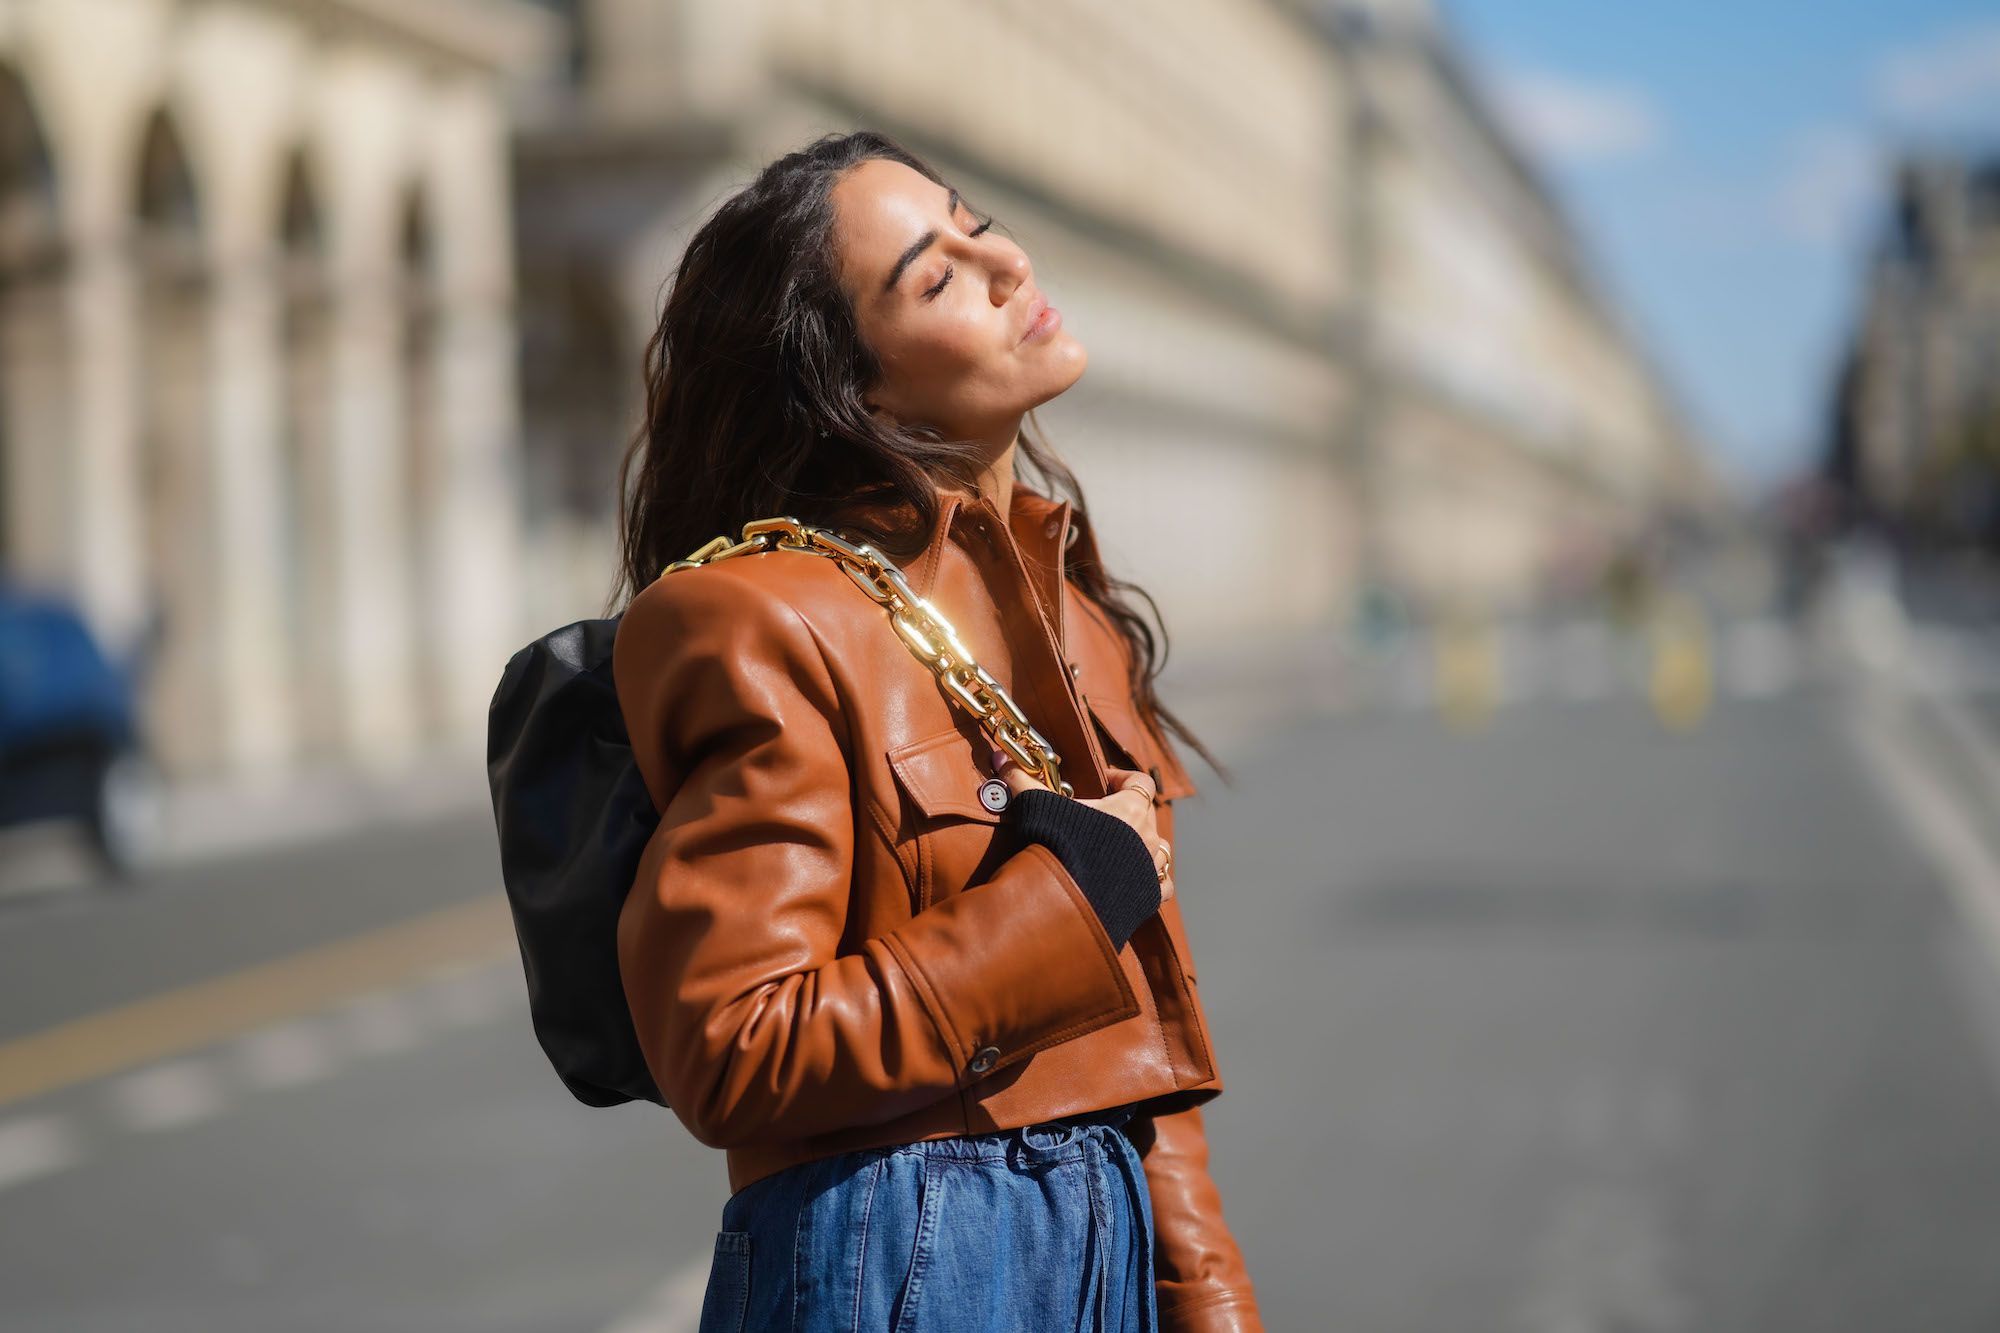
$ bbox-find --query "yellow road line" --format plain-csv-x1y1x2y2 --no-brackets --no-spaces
0,897,518,1109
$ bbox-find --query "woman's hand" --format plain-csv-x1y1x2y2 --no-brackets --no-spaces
992,750,1175,903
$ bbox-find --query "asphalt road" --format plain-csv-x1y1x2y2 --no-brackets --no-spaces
4,657,2000,1331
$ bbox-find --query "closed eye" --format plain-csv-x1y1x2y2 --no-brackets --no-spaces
921,214,996,302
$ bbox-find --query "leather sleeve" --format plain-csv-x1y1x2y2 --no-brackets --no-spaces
1128,1102,1266,1331
611,564,1143,1150
1007,787,1163,950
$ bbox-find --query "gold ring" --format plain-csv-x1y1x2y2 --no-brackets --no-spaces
1155,840,1172,882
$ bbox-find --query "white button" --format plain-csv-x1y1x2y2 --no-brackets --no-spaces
969,1045,1000,1073
978,778,1010,812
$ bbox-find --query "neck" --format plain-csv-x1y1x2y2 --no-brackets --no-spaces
954,429,1019,517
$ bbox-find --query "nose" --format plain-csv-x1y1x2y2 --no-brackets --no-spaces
992,246,1030,303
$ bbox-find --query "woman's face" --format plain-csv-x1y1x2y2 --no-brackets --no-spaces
831,158,1086,444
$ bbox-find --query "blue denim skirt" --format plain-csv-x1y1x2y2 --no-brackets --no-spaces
695,1102,1158,1332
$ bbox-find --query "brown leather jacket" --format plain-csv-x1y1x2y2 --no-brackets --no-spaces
613,481,1264,1331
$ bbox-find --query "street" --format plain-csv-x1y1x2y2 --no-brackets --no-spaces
6,622,2000,1331
1202,677,2000,1331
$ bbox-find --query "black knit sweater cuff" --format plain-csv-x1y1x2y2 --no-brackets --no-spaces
1008,788,1162,950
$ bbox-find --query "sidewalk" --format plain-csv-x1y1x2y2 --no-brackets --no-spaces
0,742,492,901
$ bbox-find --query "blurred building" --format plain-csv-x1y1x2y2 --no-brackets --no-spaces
514,0,1718,647
1324,0,1721,606
0,0,556,783
1826,153,2000,549
0,0,1723,793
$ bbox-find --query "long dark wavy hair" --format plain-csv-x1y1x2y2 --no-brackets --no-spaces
610,129,1229,787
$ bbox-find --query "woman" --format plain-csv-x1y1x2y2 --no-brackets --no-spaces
609,131,1264,1332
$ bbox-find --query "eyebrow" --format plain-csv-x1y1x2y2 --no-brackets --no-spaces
883,186,960,295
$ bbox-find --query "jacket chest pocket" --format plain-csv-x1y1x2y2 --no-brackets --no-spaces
884,725,1013,911
1081,693,1200,802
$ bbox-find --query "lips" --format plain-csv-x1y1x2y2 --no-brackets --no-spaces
1017,290,1050,344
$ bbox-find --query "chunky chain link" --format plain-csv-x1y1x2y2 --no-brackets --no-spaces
662,514,1074,797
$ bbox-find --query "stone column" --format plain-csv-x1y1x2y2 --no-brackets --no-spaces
64,230,148,658
136,251,220,779
427,286,526,744
420,80,529,747
206,248,295,772
280,284,342,762
325,270,419,768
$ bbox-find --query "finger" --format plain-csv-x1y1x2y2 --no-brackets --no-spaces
1109,765,1159,806
1117,773,1158,802
1150,839,1176,903
992,747,1049,794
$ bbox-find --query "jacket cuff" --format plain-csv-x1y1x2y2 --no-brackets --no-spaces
1007,788,1163,950
879,840,1143,1087
1158,1289,1267,1332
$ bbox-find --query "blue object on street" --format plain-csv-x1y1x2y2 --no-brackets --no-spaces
0,582,138,751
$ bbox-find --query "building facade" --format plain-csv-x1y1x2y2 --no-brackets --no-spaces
1326,0,1719,605
0,0,553,782
514,0,1717,653
1826,154,2000,548
0,0,1723,791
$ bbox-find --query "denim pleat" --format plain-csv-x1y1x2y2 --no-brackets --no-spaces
695,1104,1158,1333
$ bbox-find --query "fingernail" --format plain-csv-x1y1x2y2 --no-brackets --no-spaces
990,747,1006,771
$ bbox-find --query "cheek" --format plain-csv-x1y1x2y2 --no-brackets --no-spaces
879,313,1013,401
899,309,989,372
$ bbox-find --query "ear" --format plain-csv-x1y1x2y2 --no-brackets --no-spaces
860,375,903,423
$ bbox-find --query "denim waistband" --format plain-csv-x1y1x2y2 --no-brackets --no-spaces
913,1103,1142,1165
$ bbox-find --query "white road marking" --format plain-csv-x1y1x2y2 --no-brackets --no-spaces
1514,1179,1688,1333
233,1017,340,1091
0,942,525,1194
331,987,425,1058
1514,1072,1691,1333
422,960,519,1030
1390,648,1434,710
595,1256,712,1333
104,1057,227,1133
0,1113,81,1190
1902,638,2000,815
1554,621,1618,701
1498,624,1543,704
1848,690,2000,973
1719,618,1798,699
1848,667,2000,1108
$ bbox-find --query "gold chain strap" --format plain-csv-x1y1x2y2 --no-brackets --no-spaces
662,515,1074,797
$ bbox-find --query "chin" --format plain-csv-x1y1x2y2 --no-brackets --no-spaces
1043,335,1088,394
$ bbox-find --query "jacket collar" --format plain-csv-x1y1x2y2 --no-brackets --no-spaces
832,479,1085,625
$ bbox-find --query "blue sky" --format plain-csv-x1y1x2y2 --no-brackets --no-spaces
1439,0,2000,499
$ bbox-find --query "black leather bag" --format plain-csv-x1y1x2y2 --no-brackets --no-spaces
485,616,667,1109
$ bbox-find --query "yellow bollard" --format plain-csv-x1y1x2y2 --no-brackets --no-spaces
1646,594,1712,730
1435,610,1498,732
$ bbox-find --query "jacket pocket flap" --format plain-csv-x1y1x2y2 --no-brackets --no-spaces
887,725,1005,824
1085,695,1199,800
